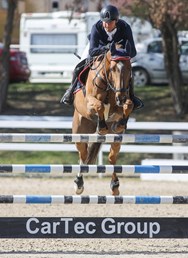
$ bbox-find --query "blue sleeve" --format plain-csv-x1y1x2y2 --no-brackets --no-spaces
125,24,137,58
88,25,107,57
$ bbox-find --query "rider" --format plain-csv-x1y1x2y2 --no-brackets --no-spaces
61,4,143,110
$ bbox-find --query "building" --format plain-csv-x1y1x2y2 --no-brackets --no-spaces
0,0,109,43
22,0,103,13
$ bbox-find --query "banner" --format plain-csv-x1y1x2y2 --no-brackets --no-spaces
0,217,188,238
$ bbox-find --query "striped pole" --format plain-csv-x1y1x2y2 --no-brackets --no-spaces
0,133,188,143
0,164,188,174
0,195,188,204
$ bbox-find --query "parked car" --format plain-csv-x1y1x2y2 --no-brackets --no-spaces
132,37,188,86
0,43,31,83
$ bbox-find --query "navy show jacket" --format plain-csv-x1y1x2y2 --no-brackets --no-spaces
89,19,137,58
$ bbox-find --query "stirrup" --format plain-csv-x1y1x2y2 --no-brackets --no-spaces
133,96,144,110
60,90,74,105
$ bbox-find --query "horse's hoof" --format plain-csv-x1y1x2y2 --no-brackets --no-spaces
98,128,108,135
74,175,84,195
111,122,125,134
110,180,120,196
74,184,84,195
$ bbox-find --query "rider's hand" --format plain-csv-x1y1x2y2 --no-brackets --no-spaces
103,43,111,50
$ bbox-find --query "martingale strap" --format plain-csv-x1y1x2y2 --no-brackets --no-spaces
78,63,91,85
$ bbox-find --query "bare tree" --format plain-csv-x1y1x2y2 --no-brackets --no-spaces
0,0,17,113
65,0,88,12
113,0,188,116
65,0,105,12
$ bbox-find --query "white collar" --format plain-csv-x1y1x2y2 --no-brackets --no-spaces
105,28,117,41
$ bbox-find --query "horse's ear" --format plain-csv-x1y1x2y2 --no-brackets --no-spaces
110,42,116,55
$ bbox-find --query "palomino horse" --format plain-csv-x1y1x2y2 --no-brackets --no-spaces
72,45,134,195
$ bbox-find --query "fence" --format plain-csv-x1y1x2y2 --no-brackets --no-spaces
0,118,188,238
0,116,188,164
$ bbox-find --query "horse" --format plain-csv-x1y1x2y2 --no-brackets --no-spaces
72,44,134,196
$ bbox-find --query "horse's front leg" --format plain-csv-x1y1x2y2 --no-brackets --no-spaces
123,98,134,121
74,142,88,194
108,142,121,196
86,95,108,135
111,99,134,133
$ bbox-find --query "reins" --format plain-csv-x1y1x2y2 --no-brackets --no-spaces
90,53,108,90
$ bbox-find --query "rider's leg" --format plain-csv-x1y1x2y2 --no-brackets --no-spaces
60,70,78,105
129,78,144,110
60,59,86,105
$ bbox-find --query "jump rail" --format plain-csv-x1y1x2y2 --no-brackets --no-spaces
0,195,188,204
0,133,188,143
0,164,188,174
0,144,187,155
0,116,188,130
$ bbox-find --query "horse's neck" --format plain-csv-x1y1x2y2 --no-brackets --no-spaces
105,51,111,69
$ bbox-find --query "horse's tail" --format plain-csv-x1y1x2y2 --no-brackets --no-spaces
85,142,102,164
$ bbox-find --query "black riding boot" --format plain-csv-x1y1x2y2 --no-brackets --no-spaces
60,59,87,105
60,75,78,105
129,79,144,110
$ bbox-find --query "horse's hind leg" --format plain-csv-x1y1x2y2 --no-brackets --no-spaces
110,177,120,196
72,103,98,194
108,142,121,196
74,174,84,195
74,142,88,194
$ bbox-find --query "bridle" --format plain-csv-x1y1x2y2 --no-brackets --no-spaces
90,50,131,96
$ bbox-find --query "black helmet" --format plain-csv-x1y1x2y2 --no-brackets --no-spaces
100,5,119,22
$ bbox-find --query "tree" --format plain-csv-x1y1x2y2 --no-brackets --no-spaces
65,0,104,12
65,0,88,12
0,0,17,113
113,0,188,116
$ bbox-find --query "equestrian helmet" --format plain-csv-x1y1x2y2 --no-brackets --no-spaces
100,5,119,22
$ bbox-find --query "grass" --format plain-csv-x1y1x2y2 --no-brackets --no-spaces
6,83,72,117
7,82,187,121
0,151,79,164
0,82,186,164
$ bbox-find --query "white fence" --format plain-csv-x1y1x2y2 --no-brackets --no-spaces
1,115,188,130
0,115,188,164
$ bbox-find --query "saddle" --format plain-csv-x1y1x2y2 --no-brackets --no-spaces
73,58,92,94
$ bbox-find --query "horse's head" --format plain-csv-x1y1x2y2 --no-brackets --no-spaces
105,44,132,107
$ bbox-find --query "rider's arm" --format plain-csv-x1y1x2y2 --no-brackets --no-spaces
124,23,137,58
88,25,108,57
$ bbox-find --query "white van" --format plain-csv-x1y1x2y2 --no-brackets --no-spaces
19,11,100,83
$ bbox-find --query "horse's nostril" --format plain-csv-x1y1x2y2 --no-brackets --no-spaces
116,96,126,103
